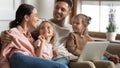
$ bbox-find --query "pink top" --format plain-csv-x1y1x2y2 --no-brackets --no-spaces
0,26,35,68
34,39,53,60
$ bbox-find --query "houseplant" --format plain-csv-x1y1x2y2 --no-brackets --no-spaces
106,7,117,41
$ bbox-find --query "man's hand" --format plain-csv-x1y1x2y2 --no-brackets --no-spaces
53,47,59,58
109,54,120,64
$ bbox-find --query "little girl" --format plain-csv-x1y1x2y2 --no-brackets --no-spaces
66,13,119,63
66,13,93,57
34,21,58,60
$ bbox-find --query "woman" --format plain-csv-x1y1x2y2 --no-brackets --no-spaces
0,4,68,68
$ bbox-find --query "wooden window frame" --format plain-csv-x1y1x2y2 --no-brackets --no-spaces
69,0,77,24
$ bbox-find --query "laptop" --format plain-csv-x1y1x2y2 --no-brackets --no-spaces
77,41,109,62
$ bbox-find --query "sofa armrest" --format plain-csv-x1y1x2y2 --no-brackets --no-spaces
69,61,95,68
69,60,115,68
93,60,115,68
106,43,120,58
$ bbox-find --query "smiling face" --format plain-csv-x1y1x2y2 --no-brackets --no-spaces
39,22,54,38
27,8,39,29
72,17,88,34
53,2,71,21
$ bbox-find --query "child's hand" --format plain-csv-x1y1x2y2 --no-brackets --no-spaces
38,35,45,42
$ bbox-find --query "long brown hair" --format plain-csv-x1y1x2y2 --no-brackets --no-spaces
9,4,35,28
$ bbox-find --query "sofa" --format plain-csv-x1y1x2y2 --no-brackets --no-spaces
0,39,120,68
68,42,120,68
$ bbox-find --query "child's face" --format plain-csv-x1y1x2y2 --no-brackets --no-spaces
72,17,87,33
39,22,54,38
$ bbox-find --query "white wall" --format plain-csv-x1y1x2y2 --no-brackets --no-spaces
24,0,54,19
0,21,9,32
0,0,21,32
0,0,54,32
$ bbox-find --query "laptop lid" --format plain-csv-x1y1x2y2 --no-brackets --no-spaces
77,41,109,62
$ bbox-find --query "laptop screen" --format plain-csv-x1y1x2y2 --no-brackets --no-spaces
77,41,109,62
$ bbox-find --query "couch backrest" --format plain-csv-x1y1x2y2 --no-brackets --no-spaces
106,43,120,58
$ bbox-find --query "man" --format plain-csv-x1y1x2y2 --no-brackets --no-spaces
49,0,74,65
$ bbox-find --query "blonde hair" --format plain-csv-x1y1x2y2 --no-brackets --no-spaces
38,21,56,45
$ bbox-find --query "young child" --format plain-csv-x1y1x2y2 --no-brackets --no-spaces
34,21,58,60
66,13,93,57
66,13,119,63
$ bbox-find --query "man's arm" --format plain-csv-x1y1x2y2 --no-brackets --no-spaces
104,51,120,64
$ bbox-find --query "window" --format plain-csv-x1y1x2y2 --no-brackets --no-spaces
0,0,21,32
77,0,120,34
0,0,21,20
